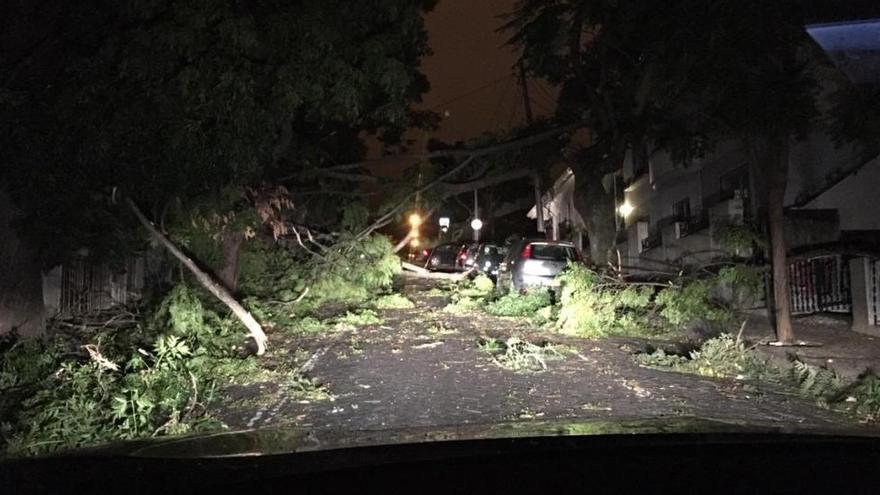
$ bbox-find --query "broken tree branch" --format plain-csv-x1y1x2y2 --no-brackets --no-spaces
125,198,269,355
324,122,585,172
401,262,472,281
357,155,477,239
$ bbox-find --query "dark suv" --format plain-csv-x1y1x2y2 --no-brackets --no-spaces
497,239,582,292
424,242,467,272
473,243,508,280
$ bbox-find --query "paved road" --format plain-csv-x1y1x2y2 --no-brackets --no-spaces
225,277,863,436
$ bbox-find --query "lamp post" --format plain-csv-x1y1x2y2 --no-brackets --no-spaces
472,189,482,241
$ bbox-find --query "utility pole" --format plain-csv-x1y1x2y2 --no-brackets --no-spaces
533,172,545,235
517,60,534,125
519,60,544,236
473,189,480,241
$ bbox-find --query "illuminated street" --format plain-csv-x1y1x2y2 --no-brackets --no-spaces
221,278,859,434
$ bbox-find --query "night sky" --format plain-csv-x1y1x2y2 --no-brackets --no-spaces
419,0,528,142
368,0,555,174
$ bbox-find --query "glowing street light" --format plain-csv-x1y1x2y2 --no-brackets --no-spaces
408,213,422,228
470,218,483,231
617,201,635,217
437,216,450,234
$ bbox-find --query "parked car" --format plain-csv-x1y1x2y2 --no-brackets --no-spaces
473,243,508,280
498,239,583,292
424,242,467,272
456,242,481,270
412,247,431,265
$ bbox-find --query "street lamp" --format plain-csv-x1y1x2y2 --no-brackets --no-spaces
408,213,422,228
470,218,483,231
617,201,635,217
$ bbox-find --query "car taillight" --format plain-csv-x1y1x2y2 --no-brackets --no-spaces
520,244,532,259
422,249,429,257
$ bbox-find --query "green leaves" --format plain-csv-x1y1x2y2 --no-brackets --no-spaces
555,263,654,338
484,289,552,317
1,0,435,261
656,280,731,327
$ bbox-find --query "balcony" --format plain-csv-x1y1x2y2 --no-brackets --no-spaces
641,229,662,252
676,211,710,239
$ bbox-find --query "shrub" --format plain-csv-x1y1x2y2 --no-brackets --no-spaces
655,279,731,328
789,359,842,401
454,277,493,299
716,265,765,311
531,304,558,327
306,235,401,306
841,373,880,420
636,333,775,381
1,283,273,457
237,241,304,300
555,263,653,338
472,275,495,294
484,289,552,317
638,335,880,423
714,222,766,255
685,334,773,379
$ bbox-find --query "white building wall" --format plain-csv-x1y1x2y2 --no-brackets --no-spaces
803,155,880,231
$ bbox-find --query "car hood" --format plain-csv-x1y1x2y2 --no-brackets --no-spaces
74,416,880,459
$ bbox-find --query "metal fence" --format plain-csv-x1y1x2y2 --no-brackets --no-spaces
788,255,851,315
59,256,144,315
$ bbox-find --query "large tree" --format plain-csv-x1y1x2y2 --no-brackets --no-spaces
0,0,436,351
659,1,827,344
503,0,703,264
504,0,871,343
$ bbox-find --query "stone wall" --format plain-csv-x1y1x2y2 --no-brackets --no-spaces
0,187,45,337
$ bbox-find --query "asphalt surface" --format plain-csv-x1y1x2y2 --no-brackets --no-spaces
222,277,864,435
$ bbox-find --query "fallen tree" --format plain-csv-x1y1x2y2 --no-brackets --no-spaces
400,261,472,281
126,198,269,355
353,123,586,239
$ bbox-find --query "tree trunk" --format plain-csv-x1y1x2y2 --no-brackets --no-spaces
765,139,794,344
126,199,268,355
218,232,243,293
393,230,416,253
533,172,546,235
572,163,617,266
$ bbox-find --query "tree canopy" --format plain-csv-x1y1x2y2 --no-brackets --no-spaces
1,0,436,264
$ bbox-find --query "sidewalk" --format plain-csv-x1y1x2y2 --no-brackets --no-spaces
742,311,880,380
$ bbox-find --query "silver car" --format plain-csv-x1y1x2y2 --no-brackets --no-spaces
497,239,583,292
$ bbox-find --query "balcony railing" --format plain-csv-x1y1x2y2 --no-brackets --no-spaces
678,211,709,238
641,230,662,251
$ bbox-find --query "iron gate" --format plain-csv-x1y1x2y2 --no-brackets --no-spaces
788,255,851,315
59,256,144,315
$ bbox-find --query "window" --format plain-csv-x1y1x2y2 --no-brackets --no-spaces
720,167,749,201
528,243,579,261
672,198,691,221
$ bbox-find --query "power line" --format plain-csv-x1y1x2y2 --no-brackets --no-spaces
490,75,515,131
426,73,516,112
507,82,522,129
